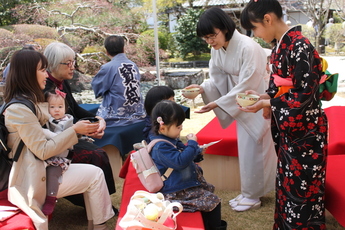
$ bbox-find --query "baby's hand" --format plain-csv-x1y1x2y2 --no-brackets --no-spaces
186,133,197,141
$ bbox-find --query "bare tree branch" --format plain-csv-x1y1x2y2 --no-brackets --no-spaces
333,0,345,20
48,5,94,24
280,0,333,52
0,51,13,71
76,52,106,68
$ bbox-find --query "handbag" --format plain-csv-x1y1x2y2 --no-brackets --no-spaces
131,139,175,193
0,98,36,192
319,70,338,101
319,57,339,101
119,190,183,230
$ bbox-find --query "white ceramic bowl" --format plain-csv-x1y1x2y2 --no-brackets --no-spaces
236,93,260,107
181,87,200,99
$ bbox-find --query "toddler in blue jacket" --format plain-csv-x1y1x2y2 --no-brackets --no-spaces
149,100,227,230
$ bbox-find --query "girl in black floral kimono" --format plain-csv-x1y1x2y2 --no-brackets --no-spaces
240,0,328,229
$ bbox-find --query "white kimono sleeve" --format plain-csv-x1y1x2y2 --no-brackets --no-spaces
201,31,270,143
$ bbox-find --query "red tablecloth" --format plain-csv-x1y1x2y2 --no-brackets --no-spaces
0,189,35,230
324,106,345,155
196,119,238,157
196,106,345,157
325,154,345,227
116,157,205,230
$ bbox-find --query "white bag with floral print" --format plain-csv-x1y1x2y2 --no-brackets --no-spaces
119,190,183,230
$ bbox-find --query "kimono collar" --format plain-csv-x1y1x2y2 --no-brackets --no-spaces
111,53,126,60
47,72,64,90
275,26,302,53
222,29,240,51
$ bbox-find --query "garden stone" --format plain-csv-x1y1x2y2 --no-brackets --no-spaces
164,70,204,89
68,71,93,93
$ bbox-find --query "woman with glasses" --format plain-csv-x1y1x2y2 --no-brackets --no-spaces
43,42,116,211
186,7,277,212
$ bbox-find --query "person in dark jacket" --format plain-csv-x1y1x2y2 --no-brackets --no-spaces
43,42,116,210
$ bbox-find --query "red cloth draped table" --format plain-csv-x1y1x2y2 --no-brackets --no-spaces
325,154,345,227
323,106,345,227
196,118,240,191
324,106,345,156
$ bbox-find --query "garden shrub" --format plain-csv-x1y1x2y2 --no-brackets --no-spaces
0,29,14,40
252,37,271,49
301,24,316,45
327,23,345,48
82,45,105,55
128,34,155,67
13,24,59,39
174,8,209,59
0,29,15,49
141,29,170,50
34,38,58,50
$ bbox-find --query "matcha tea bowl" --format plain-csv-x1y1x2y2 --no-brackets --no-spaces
181,87,200,99
236,93,260,107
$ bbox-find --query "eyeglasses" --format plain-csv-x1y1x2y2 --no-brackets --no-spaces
202,30,221,41
60,60,75,68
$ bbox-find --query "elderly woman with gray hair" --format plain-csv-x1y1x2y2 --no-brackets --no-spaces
43,42,116,211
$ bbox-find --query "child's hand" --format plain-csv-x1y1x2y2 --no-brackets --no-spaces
186,133,197,141
201,147,207,154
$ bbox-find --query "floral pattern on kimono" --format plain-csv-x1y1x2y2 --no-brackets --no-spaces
267,26,328,229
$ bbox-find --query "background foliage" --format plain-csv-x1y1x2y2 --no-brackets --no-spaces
0,0,47,26
1,0,345,77
173,8,209,58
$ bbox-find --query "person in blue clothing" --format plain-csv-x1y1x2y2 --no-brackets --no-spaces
143,86,175,143
150,100,227,230
143,87,203,161
92,35,146,127
143,85,191,144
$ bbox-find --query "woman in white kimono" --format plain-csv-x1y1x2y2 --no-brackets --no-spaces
187,7,277,211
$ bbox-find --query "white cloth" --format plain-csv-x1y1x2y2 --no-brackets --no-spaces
201,30,277,199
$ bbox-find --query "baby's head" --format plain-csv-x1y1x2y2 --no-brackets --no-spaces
144,86,175,116
45,88,67,120
151,100,185,137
